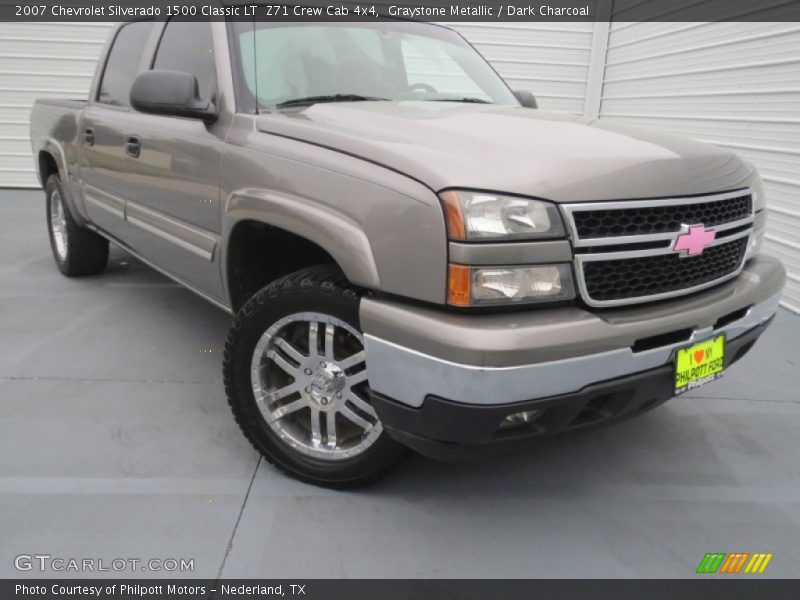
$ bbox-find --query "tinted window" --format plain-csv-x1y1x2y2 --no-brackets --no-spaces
153,21,217,101
97,21,154,107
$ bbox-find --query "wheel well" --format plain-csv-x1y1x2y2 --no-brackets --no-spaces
227,221,337,311
38,151,59,185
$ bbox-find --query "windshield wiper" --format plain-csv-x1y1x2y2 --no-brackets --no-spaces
275,94,389,108
430,97,494,104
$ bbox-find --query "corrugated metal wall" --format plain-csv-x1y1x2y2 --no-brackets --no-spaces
0,22,114,187
599,22,800,311
450,22,596,114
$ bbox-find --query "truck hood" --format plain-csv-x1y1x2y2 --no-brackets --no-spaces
256,102,755,202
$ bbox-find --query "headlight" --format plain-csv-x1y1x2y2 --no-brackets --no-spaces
448,264,575,307
746,215,766,261
440,190,565,241
746,168,766,261
750,168,766,213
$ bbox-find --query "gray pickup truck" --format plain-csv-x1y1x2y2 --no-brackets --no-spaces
30,17,785,487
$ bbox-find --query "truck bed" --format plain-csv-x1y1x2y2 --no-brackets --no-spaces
29,98,87,186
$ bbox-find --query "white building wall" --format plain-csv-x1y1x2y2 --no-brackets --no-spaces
450,22,596,114
0,22,115,187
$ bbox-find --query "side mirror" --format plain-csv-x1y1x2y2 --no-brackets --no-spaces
130,70,217,122
514,90,538,109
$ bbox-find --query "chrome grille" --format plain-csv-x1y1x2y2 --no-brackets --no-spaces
561,190,755,307
583,237,748,303
573,193,752,239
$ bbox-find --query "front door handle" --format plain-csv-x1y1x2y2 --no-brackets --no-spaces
83,128,95,146
125,136,141,158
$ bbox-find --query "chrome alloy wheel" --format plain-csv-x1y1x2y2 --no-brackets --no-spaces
49,189,68,261
250,312,382,460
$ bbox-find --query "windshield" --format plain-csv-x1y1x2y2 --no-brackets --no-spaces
232,21,519,109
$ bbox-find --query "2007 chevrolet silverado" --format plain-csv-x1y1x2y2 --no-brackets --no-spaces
30,16,785,487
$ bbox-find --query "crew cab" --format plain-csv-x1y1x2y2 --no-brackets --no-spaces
30,16,786,487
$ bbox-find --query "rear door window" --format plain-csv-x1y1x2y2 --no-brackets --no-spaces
97,21,155,107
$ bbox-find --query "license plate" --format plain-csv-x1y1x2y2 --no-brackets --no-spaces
674,335,726,395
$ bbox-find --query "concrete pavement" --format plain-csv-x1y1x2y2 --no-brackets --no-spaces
1,189,798,579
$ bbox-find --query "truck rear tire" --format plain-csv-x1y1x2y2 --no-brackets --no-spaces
45,174,108,277
223,265,409,488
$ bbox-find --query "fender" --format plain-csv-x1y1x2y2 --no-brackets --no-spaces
39,138,91,226
221,187,381,296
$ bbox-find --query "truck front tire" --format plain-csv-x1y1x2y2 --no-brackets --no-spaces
45,174,108,277
223,265,409,488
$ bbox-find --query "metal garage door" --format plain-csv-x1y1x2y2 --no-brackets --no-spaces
0,22,114,188
451,22,595,114
599,22,800,312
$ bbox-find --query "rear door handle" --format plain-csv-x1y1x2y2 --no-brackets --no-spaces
83,128,95,146
125,136,141,158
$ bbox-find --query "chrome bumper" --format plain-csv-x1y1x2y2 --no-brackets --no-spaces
362,257,785,408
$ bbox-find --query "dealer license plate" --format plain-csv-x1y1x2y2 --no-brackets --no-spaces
674,335,726,395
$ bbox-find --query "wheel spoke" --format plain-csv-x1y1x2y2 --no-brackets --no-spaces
308,322,319,356
340,405,373,431
269,397,307,421
309,408,323,447
339,350,365,371
266,382,300,404
347,369,368,386
346,392,378,419
324,323,335,360
326,413,338,449
267,349,299,377
274,337,305,363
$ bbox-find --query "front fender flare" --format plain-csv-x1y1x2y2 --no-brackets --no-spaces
221,188,381,293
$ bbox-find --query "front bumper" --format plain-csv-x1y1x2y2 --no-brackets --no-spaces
369,320,770,460
360,255,785,454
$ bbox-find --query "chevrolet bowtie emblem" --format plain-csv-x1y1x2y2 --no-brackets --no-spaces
674,224,716,256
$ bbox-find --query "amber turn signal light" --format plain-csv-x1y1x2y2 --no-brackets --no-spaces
440,190,467,241
448,264,472,307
